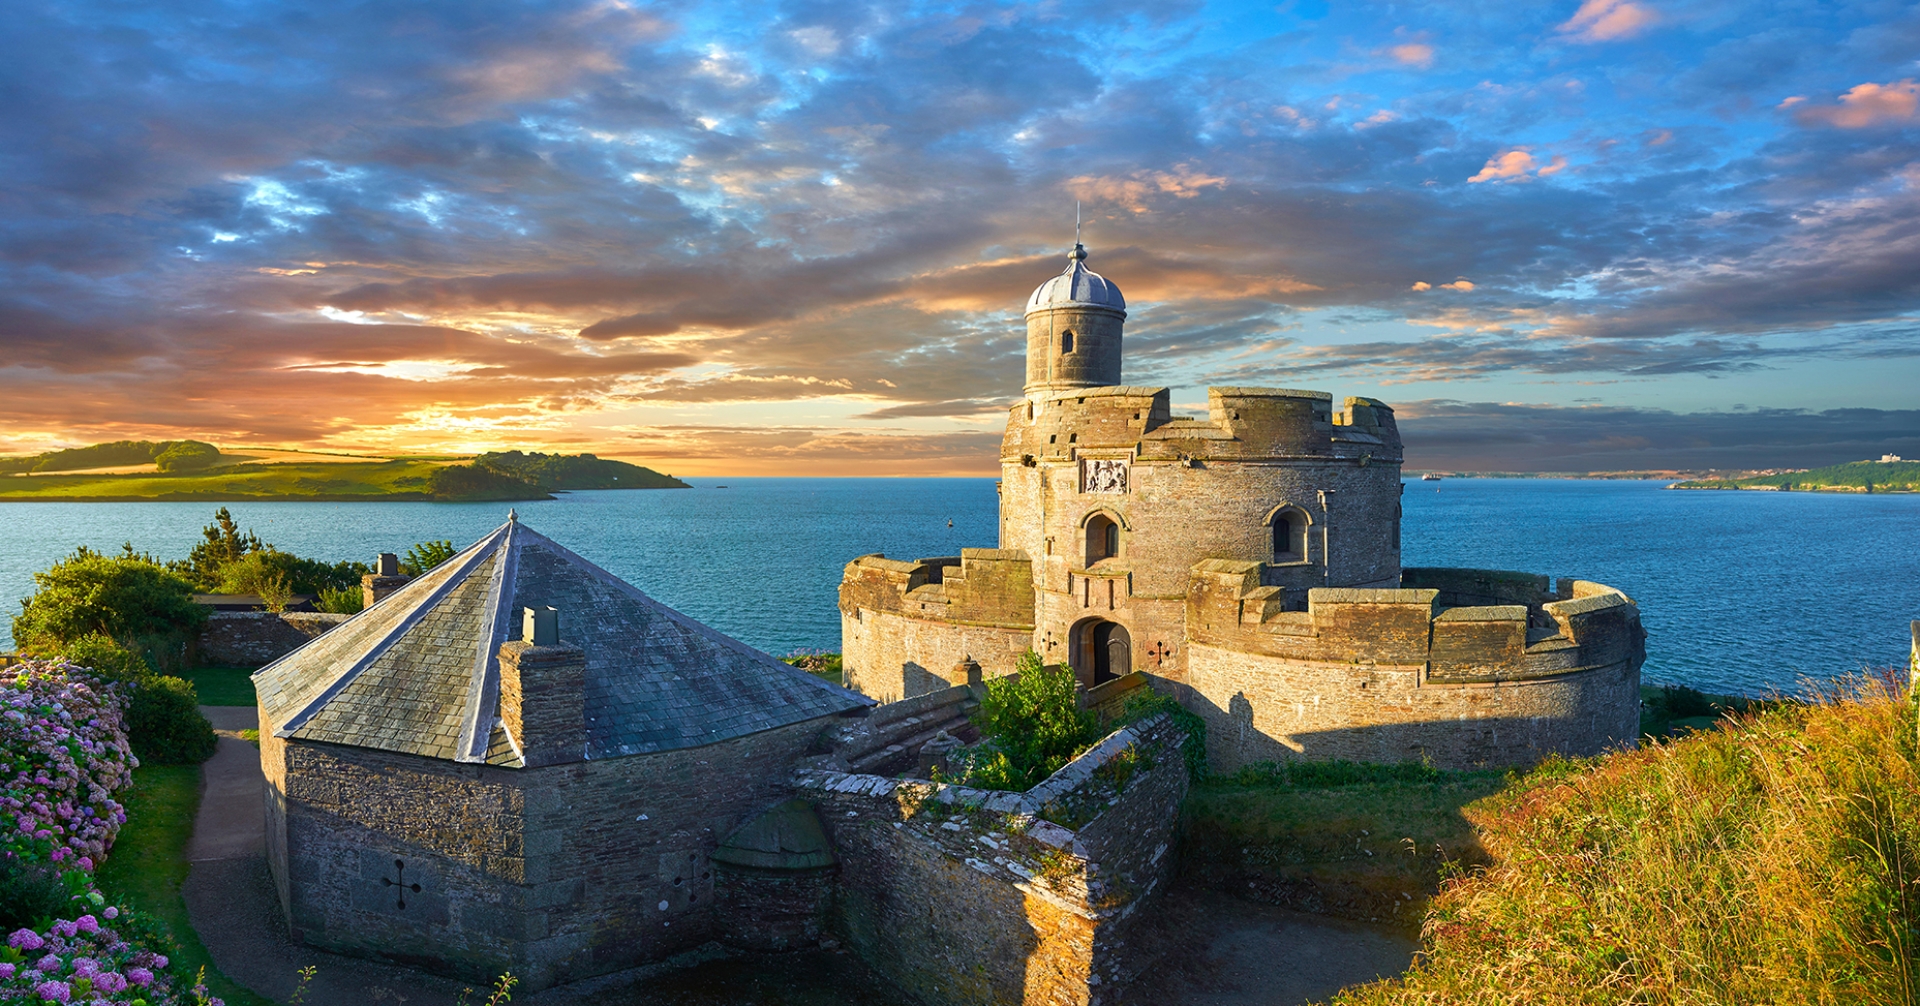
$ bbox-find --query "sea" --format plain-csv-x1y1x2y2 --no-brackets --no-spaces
0,477,1915,697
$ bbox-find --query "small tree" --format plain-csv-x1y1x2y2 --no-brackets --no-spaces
154,440,221,472
960,651,1098,791
13,546,207,661
177,507,264,589
402,539,458,576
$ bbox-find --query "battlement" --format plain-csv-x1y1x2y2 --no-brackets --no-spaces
1003,384,1401,464
1187,561,1645,683
840,549,1034,628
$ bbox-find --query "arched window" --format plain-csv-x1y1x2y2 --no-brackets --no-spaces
1271,507,1308,561
1086,513,1119,565
1061,330,1075,354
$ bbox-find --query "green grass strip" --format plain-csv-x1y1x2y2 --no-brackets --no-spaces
96,764,273,1006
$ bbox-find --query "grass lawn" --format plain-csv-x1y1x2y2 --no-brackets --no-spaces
1180,761,1510,929
185,665,259,707
96,765,272,1006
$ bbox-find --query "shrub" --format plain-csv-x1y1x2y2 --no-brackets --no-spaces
60,636,216,766
12,547,206,665
956,651,1097,791
176,507,263,589
122,676,217,766
0,860,79,931
215,548,361,598
315,586,364,615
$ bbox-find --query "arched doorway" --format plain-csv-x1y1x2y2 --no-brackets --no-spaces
1072,619,1131,685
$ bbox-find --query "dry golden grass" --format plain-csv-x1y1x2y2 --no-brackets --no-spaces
1333,675,1919,1006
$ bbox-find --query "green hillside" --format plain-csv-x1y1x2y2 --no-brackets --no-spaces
0,438,222,474
1333,678,1917,1006
1672,459,1920,492
474,450,690,489
0,460,543,502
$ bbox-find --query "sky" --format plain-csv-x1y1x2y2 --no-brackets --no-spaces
3,0,1919,475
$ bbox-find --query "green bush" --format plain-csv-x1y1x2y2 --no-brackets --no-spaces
12,546,206,663
215,548,363,598
124,674,217,765
316,586,364,615
956,651,1098,791
0,859,80,930
62,634,217,765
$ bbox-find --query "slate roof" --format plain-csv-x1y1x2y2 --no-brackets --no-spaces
253,514,871,765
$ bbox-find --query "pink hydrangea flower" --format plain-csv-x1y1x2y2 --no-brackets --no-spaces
125,966,153,987
102,906,118,920
32,980,71,1003
0,962,12,979
73,915,98,935
8,928,45,950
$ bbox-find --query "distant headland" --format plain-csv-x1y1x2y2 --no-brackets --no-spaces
1668,456,1918,493
0,442,689,501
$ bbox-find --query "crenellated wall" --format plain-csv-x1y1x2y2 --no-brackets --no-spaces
1182,563,1645,771
839,549,1036,701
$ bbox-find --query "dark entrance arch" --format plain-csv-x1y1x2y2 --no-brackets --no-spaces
1073,619,1131,685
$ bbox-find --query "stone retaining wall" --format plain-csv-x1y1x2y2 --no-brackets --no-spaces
198,611,347,668
801,714,1188,1006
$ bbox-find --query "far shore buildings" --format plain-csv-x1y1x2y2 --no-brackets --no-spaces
252,239,1644,1004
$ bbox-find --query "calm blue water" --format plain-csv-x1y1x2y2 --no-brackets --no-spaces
0,478,1914,696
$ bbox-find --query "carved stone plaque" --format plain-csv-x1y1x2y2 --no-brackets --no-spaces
1081,459,1129,494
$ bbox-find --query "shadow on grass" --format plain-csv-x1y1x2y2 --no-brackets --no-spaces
1178,761,1508,931
96,764,272,1006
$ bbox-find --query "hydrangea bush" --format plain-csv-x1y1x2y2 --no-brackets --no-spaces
1,660,219,1005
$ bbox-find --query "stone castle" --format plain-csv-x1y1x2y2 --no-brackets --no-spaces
251,241,1646,1004
841,240,1646,770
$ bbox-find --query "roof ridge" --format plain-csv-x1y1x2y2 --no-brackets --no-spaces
270,522,510,738
455,516,520,762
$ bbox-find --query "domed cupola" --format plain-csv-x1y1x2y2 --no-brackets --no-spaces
1026,243,1126,316
1022,241,1127,394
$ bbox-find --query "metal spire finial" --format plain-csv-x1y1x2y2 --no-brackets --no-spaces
1069,201,1087,263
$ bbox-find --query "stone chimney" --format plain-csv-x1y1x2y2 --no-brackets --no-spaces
498,606,586,767
361,552,412,609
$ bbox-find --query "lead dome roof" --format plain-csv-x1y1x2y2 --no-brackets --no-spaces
1025,243,1126,315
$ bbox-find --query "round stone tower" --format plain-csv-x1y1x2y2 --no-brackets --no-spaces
1024,243,1127,394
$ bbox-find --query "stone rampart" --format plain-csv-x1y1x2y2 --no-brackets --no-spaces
800,714,1188,1006
1183,563,1644,770
841,549,1034,701
198,611,346,668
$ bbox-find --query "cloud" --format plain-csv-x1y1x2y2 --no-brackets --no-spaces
1384,43,1435,69
1556,0,1659,43
1467,149,1565,183
1791,80,1920,128
1065,165,1229,214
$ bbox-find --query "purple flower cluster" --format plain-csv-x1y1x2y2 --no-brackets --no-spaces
0,662,135,868
0,662,219,1005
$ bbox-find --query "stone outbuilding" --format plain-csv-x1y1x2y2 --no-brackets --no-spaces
253,513,871,989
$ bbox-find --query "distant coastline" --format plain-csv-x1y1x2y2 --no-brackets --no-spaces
1666,458,1918,493
0,447,689,502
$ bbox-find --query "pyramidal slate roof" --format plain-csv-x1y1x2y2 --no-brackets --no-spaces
253,514,871,766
